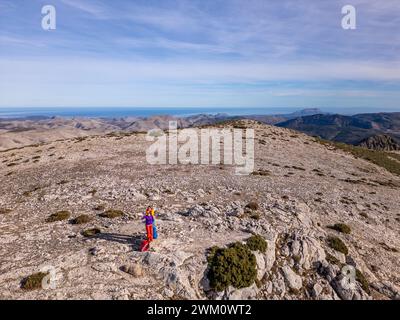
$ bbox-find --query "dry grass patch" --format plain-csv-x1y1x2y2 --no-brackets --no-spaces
99,209,124,219
46,211,71,223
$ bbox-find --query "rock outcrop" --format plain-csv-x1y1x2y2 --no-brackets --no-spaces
357,134,400,151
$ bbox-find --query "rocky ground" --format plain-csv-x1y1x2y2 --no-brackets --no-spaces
0,121,399,300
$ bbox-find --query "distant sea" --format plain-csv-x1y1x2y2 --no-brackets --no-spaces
0,107,398,119
0,107,300,119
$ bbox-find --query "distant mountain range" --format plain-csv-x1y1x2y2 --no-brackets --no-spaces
276,112,400,149
236,108,327,125
1,108,400,152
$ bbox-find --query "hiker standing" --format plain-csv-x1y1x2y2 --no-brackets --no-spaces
142,211,154,242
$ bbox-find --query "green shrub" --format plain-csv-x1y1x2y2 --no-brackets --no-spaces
21,272,48,290
207,246,220,264
46,211,71,223
99,209,124,218
246,234,268,253
207,242,257,292
327,236,348,255
82,228,101,237
70,214,91,225
328,223,351,234
356,269,370,294
325,252,341,266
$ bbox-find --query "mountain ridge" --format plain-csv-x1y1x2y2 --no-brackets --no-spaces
0,120,399,300
276,112,400,147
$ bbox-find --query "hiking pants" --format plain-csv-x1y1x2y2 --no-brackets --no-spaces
146,224,153,241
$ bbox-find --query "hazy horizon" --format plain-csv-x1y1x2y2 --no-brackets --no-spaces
1,106,400,119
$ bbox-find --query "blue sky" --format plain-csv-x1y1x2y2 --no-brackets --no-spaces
0,0,399,111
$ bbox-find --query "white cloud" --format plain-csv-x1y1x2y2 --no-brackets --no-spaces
60,0,106,18
2,57,399,83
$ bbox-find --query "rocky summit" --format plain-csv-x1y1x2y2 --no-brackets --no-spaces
0,120,399,300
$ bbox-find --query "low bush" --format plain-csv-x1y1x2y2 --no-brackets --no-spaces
327,236,348,255
328,223,351,234
46,211,71,223
21,272,48,290
246,234,268,253
325,252,341,266
99,209,124,219
356,269,370,294
207,242,257,292
82,228,101,237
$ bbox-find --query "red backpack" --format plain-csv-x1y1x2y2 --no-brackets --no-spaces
140,239,150,252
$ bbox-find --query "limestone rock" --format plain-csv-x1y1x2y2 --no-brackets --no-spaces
281,266,303,291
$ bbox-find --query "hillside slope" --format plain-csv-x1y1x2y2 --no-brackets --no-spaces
0,121,399,300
